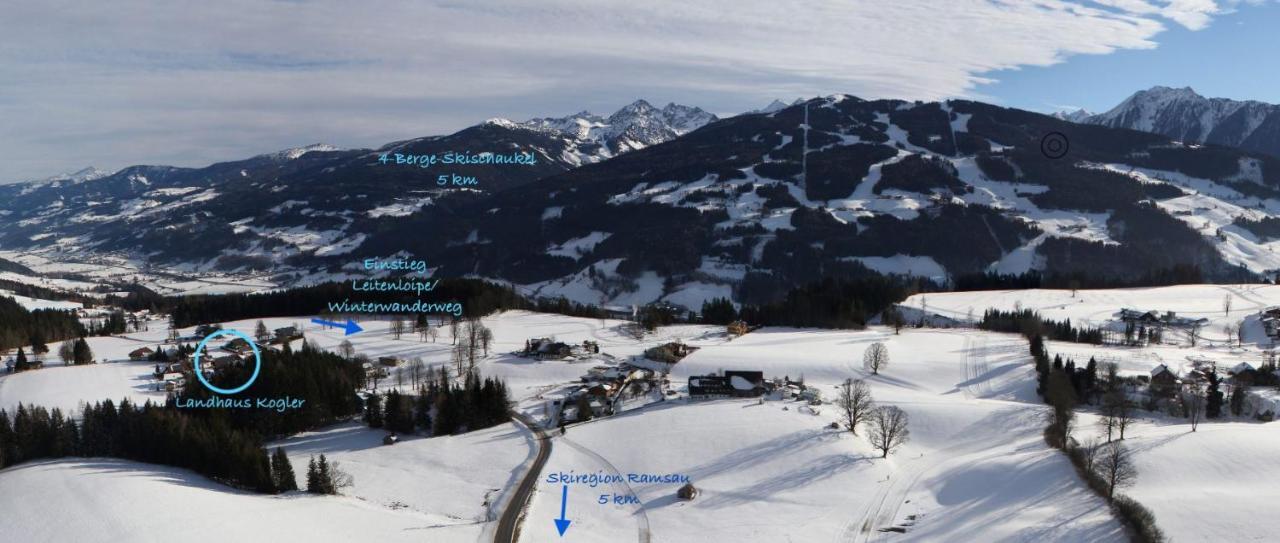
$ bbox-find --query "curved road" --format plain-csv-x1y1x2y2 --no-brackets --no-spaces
495,412,552,543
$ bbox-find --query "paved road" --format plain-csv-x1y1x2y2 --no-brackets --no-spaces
495,412,552,543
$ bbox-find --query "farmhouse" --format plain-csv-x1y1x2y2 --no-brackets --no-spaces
1120,308,1208,330
524,338,573,360
128,347,155,361
644,342,698,364
1150,364,1178,396
727,320,750,337
689,370,766,399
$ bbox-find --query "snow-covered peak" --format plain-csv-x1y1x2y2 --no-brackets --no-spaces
755,99,790,114
1051,109,1094,123
262,143,342,161
508,100,716,157
31,166,115,186
1089,86,1280,152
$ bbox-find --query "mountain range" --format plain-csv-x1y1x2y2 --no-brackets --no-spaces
5,92,1280,310
1067,86,1280,159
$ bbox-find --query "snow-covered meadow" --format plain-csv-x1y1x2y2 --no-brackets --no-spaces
3,294,1279,541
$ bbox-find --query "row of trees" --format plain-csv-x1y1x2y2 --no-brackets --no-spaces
0,400,287,493
7,337,95,373
981,308,1103,345
365,367,511,437
0,295,87,353
1025,334,1164,542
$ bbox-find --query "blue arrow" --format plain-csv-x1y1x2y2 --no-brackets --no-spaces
310,318,364,336
554,484,572,536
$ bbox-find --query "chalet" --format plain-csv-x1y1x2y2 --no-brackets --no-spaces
210,355,242,370
689,371,765,399
603,305,636,321
1119,309,1209,329
644,342,698,364
194,324,222,338
1150,364,1178,396
525,338,572,360
223,338,252,354
1118,309,1162,325
129,347,155,361
1262,307,1280,339
274,326,300,341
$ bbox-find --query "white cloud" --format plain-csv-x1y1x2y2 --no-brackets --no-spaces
0,0,1236,181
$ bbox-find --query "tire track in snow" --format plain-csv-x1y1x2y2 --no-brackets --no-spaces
558,435,652,543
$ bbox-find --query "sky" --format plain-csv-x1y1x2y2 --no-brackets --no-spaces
1,0,1278,183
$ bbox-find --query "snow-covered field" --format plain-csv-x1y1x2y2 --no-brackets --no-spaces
4,302,1279,542
0,459,465,543
901,284,1279,344
522,328,1122,542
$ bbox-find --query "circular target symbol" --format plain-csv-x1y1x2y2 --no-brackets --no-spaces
193,329,262,395
1041,132,1070,160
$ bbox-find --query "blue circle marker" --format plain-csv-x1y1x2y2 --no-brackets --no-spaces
193,329,262,395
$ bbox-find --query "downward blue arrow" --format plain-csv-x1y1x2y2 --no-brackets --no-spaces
554,484,572,536
310,318,364,336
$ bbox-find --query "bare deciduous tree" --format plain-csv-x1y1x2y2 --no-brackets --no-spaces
479,326,493,356
1223,293,1232,316
409,357,425,389
389,316,406,340
863,342,890,375
1114,393,1135,440
868,405,910,458
1095,442,1136,501
337,340,354,360
452,341,468,377
427,326,439,343
1184,383,1204,432
836,378,875,436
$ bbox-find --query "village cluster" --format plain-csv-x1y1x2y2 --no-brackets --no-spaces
520,320,828,427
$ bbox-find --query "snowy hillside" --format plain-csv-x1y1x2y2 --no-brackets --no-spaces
8,301,1280,541
522,328,1122,542
1084,86,1280,159
509,99,717,163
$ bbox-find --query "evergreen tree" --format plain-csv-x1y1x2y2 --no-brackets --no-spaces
29,330,48,357
1230,381,1246,416
72,338,93,365
14,347,29,372
0,409,13,468
364,393,384,428
414,392,433,433
1205,367,1224,419
306,456,320,493
272,447,298,492
317,454,334,494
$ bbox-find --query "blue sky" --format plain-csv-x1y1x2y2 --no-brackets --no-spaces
1,1,1278,182
982,3,1280,113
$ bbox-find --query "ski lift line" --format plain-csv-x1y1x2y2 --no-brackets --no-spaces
801,102,810,191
